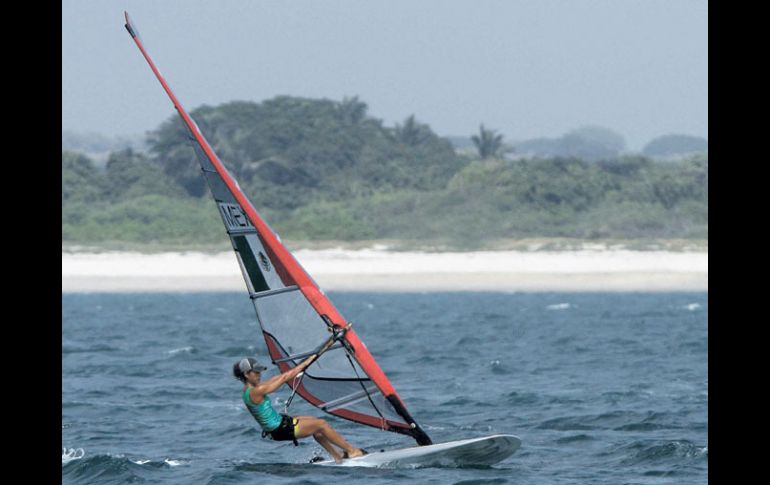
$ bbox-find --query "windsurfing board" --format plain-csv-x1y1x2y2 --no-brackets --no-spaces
313,434,521,467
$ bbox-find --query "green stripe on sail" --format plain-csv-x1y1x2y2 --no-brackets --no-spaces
233,235,270,292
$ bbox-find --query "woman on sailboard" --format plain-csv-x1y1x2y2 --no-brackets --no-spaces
234,356,367,462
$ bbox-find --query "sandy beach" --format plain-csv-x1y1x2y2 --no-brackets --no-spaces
62,248,707,292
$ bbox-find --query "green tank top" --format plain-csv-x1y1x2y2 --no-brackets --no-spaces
242,387,283,432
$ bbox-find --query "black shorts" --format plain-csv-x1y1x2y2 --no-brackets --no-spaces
268,414,298,442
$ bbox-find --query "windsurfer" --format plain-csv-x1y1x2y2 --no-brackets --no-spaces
234,356,367,462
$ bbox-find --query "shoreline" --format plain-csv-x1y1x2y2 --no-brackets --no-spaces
62,249,708,293
62,237,708,254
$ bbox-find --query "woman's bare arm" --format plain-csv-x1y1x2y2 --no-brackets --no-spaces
250,353,318,399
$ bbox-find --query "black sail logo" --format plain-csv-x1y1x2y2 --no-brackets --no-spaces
218,203,255,231
258,252,271,272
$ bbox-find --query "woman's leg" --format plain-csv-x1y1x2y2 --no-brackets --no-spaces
293,416,344,461
312,431,342,462
294,416,364,459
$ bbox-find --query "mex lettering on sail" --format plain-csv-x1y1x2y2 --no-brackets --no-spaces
218,203,255,232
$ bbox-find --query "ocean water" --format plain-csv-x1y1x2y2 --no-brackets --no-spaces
62,292,707,484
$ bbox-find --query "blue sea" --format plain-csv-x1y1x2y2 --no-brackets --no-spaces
62,292,707,484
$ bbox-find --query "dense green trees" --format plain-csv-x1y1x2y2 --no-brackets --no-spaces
515,125,628,161
105,149,186,200
147,97,463,206
62,96,708,248
440,154,707,240
642,134,708,158
62,151,106,204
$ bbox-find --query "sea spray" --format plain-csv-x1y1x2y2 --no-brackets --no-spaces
62,447,84,464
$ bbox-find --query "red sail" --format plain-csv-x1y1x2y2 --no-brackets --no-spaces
124,12,431,445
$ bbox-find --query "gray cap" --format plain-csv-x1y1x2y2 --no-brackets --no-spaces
239,357,268,374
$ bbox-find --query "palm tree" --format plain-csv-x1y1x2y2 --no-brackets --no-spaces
395,115,428,146
471,124,505,159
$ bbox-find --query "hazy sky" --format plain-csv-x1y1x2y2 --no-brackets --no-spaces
62,0,707,150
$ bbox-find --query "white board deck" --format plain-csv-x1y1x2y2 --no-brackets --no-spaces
313,434,521,467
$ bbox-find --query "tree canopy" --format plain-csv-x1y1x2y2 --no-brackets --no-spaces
62,96,708,248
147,97,464,208
642,134,708,158
515,125,626,161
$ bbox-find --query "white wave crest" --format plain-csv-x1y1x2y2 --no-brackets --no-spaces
164,458,188,467
684,303,701,311
167,346,194,355
62,447,85,464
132,459,151,465
547,303,571,310
424,424,446,430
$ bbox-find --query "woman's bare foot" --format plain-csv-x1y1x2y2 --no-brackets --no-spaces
345,448,366,459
